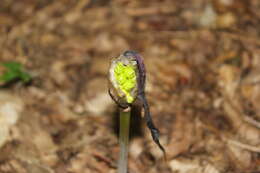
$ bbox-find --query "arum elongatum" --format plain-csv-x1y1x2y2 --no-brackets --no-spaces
108,50,166,173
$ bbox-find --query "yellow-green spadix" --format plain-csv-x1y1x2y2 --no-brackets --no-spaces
109,53,138,104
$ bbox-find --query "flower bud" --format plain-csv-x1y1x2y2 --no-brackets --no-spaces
109,52,138,104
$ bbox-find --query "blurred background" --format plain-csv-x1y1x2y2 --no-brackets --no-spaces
0,0,260,172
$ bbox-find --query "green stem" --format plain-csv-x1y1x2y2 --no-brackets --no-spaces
118,107,131,173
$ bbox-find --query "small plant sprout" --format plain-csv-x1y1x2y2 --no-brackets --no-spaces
0,62,31,85
109,50,166,173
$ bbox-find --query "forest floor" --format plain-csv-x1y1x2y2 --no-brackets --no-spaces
0,0,260,173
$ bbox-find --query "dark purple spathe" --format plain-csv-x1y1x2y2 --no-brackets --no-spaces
123,50,146,95
122,50,166,158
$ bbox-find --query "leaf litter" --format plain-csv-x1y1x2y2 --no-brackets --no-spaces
0,0,259,172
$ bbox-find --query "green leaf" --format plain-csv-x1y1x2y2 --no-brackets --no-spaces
0,62,32,84
1,62,22,71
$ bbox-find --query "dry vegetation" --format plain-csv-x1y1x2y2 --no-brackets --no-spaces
0,0,260,173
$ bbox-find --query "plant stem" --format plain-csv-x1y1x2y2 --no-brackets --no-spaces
118,107,131,173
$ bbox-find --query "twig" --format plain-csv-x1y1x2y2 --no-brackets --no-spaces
243,116,260,129
226,139,260,153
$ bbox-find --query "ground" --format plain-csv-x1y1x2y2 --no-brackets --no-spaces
0,0,260,173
